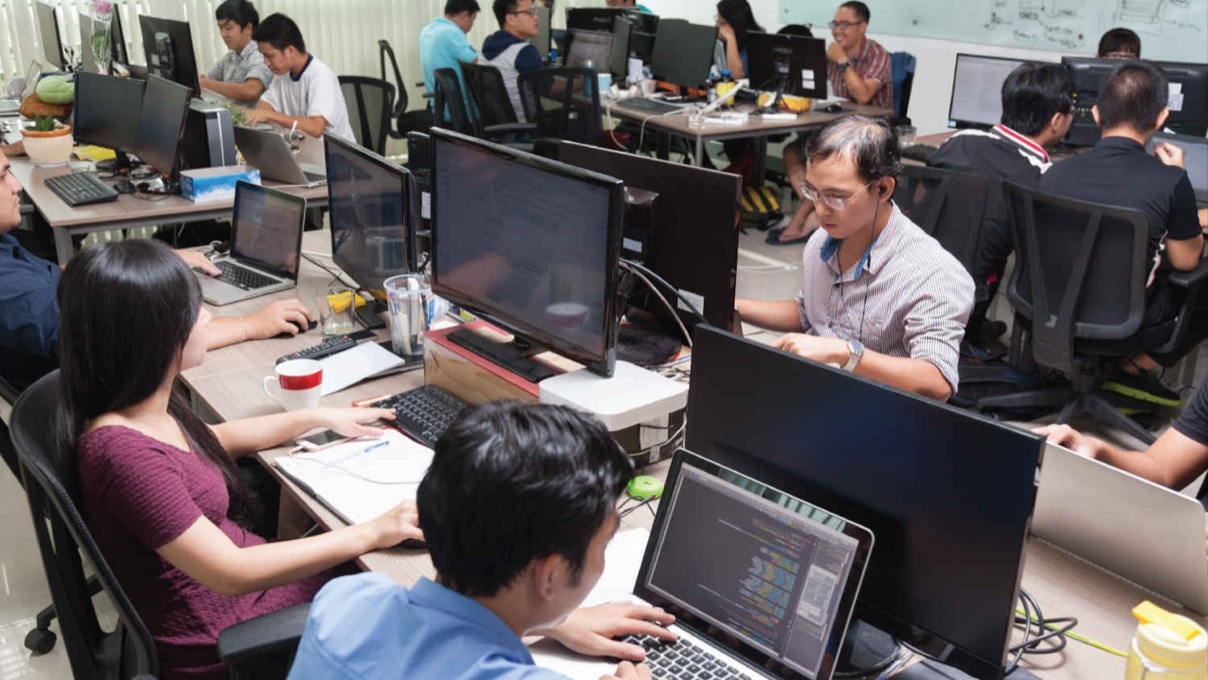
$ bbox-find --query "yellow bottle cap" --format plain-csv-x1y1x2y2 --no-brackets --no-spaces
1134,601,1203,642
1132,601,1208,671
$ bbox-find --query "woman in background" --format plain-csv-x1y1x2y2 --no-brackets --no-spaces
715,0,764,80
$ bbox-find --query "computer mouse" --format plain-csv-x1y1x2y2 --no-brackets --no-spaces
397,538,428,550
823,103,844,113
113,179,136,194
273,319,318,339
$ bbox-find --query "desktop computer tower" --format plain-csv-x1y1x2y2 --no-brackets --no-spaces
181,100,237,170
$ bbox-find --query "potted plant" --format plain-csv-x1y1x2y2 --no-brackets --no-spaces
22,115,74,165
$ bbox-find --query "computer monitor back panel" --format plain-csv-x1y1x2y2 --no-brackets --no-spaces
685,326,1042,680
948,54,1030,129
134,75,193,178
649,20,717,90
746,32,827,99
531,5,551,62
566,7,627,32
35,1,63,70
430,129,624,378
558,140,740,332
1155,60,1208,137
74,72,144,152
139,15,201,96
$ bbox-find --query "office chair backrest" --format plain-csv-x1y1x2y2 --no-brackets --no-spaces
432,67,476,136
459,61,519,133
11,371,158,680
1003,182,1149,369
1,373,20,484
891,51,915,122
378,39,408,117
517,67,603,146
338,75,395,155
892,164,989,278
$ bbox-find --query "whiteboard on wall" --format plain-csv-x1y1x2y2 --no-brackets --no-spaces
779,0,1208,62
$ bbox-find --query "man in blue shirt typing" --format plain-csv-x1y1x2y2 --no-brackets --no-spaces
420,0,481,100
288,402,677,680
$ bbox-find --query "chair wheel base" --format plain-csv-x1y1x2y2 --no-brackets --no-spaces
25,627,57,655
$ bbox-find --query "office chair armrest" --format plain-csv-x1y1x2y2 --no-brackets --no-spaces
484,123,538,136
216,603,310,664
422,92,435,99
1167,258,1208,289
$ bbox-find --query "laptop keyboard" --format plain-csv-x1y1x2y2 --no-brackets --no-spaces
620,98,685,115
216,261,278,290
621,634,748,679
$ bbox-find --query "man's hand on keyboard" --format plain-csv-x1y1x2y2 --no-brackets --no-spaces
245,299,315,339
175,248,221,276
542,602,676,661
601,661,652,680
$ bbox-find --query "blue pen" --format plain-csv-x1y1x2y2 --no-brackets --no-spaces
360,440,390,455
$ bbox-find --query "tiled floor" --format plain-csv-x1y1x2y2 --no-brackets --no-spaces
0,181,1201,679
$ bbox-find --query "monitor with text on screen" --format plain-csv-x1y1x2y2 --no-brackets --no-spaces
566,29,613,72
685,326,1042,680
430,128,624,378
325,134,418,299
948,54,1031,129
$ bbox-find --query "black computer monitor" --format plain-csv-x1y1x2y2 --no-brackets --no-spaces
430,128,624,379
649,20,717,91
685,326,1042,680
110,9,129,66
325,134,419,301
628,12,659,64
610,16,633,78
566,29,614,73
948,53,1033,129
73,72,144,153
531,4,551,62
566,7,627,32
1061,56,1118,146
133,75,193,180
139,15,201,96
746,31,827,99
558,140,740,333
35,1,63,70
1154,60,1208,137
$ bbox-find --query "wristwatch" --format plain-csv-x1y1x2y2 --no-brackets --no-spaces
842,339,864,372
836,61,851,73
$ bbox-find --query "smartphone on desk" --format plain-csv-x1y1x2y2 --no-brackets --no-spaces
295,429,353,452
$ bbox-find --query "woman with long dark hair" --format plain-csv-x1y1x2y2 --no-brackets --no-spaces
57,239,421,680
715,0,764,79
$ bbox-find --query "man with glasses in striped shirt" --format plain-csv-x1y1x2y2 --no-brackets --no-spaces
737,116,974,401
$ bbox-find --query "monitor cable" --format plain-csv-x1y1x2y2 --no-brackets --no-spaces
301,252,357,290
619,261,696,348
1006,588,1077,675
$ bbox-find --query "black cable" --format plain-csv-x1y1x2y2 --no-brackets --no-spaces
619,259,709,327
301,252,357,289
1004,588,1077,676
619,495,658,519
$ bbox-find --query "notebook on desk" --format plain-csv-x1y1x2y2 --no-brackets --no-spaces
535,448,874,680
196,182,305,305
1032,442,1208,614
234,126,327,187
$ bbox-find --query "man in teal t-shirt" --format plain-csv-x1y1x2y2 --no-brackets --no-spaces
420,0,481,99
606,0,653,11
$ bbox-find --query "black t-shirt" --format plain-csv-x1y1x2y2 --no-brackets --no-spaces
1039,136,1201,271
1171,383,1208,507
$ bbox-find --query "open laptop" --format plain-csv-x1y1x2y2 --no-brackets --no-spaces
234,126,327,187
1149,132,1208,207
537,449,874,680
1033,442,1208,614
0,61,43,116
196,182,306,306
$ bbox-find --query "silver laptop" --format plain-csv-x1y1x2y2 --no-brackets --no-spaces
1149,132,1208,207
0,61,43,116
1033,442,1208,614
234,126,327,187
197,181,306,306
538,449,874,680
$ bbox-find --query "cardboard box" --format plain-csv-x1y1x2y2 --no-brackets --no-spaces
180,165,260,203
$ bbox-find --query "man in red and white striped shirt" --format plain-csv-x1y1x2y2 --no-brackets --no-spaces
826,1,893,111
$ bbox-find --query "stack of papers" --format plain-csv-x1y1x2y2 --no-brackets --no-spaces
274,429,434,525
318,341,408,396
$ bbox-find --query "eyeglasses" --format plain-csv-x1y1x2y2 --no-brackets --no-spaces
801,179,876,211
828,20,866,30
509,8,540,17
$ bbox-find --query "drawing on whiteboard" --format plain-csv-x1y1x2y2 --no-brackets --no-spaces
1117,0,1164,25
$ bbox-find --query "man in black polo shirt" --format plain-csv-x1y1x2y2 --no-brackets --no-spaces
1040,60,1203,406
929,63,1074,346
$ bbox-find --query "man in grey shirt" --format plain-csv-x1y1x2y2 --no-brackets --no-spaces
199,0,273,104
737,116,974,401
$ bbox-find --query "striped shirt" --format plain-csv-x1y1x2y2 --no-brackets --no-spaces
827,37,893,111
205,41,273,92
794,204,974,392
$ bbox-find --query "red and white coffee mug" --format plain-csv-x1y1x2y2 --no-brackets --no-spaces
262,359,323,411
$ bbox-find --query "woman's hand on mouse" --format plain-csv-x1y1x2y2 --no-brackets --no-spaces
245,299,315,339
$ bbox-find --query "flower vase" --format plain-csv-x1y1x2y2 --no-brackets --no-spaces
90,15,112,75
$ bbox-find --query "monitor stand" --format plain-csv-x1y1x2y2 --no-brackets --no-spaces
445,327,556,383
95,153,135,175
835,620,900,677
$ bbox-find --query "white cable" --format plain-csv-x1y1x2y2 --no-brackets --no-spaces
301,249,333,259
620,261,693,348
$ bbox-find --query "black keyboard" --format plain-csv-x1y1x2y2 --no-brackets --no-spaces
620,98,684,115
900,143,940,163
44,173,119,206
370,385,469,448
621,634,747,679
216,261,278,290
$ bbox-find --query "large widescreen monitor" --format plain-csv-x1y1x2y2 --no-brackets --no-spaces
139,15,201,96
430,128,624,378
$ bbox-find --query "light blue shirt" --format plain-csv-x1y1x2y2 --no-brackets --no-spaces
287,574,567,680
420,17,479,98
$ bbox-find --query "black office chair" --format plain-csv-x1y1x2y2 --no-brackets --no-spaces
975,183,1208,442
378,39,434,139
891,164,990,279
517,67,604,146
10,372,309,680
458,61,537,145
338,75,394,155
432,67,476,136
891,51,916,125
